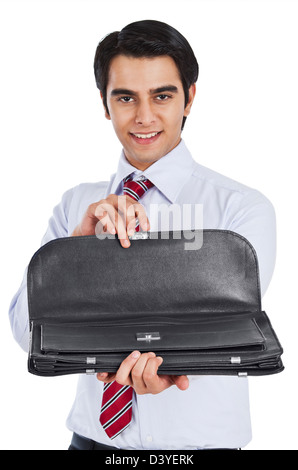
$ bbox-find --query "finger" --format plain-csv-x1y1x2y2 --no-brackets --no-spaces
127,217,138,236
94,203,117,234
114,351,141,386
114,210,131,248
95,214,117,236
130,352,156,392
142,356,164,391
170,375,189,391
96,372,116,383
119,198,139,236
143,358,181,394
119,197,150,234
74,201,107,236
109,197,132,247
133,204,150,231
96,200,130,247
94,201,111,220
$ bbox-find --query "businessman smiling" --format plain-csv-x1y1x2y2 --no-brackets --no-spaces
9,20,276,450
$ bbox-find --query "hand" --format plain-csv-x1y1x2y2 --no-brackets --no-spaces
71,194,150,248
96,351,189,395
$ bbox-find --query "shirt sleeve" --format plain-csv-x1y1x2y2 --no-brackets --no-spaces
229,189,277,297
8,187,75,352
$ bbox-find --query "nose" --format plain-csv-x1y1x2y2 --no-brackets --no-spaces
135,100,156,126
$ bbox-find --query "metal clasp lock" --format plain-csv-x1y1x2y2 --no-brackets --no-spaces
86,357,96,375
231,357,241,364
136,332,161,343
86,357,96,365
129,232,150,240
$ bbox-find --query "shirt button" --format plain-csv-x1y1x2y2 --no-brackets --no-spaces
146,435,153,442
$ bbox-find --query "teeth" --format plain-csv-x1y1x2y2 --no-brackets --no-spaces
133,132,159,139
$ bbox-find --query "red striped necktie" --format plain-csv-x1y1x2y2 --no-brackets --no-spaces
99,174,154,440
122,175,154,232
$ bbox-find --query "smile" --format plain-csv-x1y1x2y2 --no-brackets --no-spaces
131,132,160,139
130,131,162,145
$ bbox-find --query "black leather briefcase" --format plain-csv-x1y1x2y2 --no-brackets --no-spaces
27,230,284,377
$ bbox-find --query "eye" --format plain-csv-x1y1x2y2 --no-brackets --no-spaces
156,94,171,101
119,96,134,103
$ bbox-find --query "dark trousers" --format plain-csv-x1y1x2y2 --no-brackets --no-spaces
69,433,119,450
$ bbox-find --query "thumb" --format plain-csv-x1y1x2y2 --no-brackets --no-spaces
171,375,189,391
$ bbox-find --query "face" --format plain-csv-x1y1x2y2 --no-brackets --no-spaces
102,55,196,170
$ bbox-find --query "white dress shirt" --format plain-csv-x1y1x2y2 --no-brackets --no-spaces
9,139,276,450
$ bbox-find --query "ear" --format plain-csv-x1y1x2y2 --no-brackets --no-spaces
184,84,196,117
100,91,111,121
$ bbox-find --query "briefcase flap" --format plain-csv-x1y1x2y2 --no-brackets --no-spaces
27,230,261,323
39,314,266,355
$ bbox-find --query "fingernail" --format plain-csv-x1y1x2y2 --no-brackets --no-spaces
123,239,130,247
131,351,140,359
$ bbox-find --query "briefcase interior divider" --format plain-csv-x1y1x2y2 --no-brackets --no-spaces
27,230,284,377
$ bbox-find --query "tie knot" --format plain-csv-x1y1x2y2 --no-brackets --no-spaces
123,175,154,202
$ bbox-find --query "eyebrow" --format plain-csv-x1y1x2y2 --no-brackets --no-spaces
110,85,179,97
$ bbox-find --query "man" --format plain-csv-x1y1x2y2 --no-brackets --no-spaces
9,20,276,450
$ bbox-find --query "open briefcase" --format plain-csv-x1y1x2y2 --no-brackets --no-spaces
27,230,284,377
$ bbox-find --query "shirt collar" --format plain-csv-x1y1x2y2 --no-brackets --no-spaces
109,139,195,203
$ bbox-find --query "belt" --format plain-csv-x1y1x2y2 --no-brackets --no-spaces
70,432,119,450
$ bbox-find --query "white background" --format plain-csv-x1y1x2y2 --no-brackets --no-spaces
0,0,297,450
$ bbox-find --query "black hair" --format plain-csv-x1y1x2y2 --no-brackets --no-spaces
94,20,199,130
